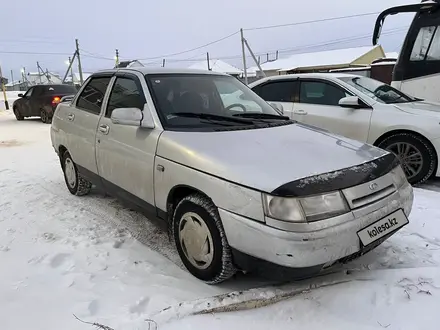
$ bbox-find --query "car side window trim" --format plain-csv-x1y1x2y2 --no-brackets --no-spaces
74,75,114,116
24,87,34,97
298,78,358,107
255,79,298,103
105,73,147,118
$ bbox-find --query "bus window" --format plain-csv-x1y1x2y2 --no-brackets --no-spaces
410,26,437,61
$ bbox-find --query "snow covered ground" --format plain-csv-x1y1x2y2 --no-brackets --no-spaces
0,91,22,110
1,111,440,330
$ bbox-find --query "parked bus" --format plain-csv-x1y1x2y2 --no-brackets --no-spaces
373,0,440,101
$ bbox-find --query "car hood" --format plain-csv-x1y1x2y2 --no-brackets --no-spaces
393,100,440,117
157,123,390,193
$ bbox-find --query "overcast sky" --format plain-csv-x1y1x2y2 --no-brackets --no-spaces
1,0,415,80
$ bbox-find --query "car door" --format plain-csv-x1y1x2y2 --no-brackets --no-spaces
95,72,158,208
67,74,113,176
29,86,44,116
19,87,34,116
251,79,297,118
294,79,372,142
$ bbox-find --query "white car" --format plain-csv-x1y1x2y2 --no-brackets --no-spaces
250,73,440,185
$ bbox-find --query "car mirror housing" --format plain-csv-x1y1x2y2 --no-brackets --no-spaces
110,105,155,129
339,96,365,109
18,93,24,97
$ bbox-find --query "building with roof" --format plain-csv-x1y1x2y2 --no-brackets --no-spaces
114,60,144,69
64,72,92,86
26,71,63,85
188,59,243,77
249,45,385,77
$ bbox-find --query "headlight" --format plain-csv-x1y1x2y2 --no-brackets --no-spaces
390,165,407,188
262,191,349,223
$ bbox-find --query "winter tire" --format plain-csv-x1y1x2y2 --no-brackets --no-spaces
40,109,49,124
13,107,24,121
173,193,235,284
61,151,92,196
378,133,436,185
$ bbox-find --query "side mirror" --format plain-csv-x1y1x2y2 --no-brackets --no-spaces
339,96,365,109
269,102,284,114
18,93,24,97
110,106,155,129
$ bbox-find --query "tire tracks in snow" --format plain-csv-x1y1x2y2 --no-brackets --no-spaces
0,167,182,267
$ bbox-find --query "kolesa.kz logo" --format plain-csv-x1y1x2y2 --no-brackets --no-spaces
368,217,398,238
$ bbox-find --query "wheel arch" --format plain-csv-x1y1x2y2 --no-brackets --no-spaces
58,145,68,166
166,184,212,225
373,129,438,177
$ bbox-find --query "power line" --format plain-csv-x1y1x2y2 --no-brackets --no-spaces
244,12,381,31
0,50,71,56
137,31,240,60
157,27,408,64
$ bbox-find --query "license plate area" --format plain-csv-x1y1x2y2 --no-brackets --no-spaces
357,209,408,247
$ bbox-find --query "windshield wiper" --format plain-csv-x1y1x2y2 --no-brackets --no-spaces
233,112,290,120
171,112,254,125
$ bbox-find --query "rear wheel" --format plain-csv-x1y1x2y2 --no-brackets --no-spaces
13,107,24,121
40,109,49,124
173,194,235,284
378,133,436,185
61,151,92,196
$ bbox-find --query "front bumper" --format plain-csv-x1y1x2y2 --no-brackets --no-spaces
220,182,413,269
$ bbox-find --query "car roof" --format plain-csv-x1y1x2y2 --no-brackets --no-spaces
249,72,359,86
93,67,230,76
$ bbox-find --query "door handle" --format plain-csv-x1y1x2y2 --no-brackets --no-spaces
67,113,75,121
98,124,110,135
294,110,308,115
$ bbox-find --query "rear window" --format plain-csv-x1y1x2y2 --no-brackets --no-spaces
43,85,78,94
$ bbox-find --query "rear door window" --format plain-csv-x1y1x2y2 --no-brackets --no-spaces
255,80,296,102
76,77,112,115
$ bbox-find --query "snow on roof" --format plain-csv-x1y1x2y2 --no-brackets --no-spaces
385,52,399,59
4,80,24,87
256,46,381,72
188,59,243,75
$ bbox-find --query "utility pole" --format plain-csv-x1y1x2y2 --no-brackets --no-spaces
0,63,9,110
115,49,119,67
10,70,14,87
243,38,266,78
45,69,52,83
22,67,28,89
240,28,248,84
37,62,43,84
206,52,211,71
63,52,77,83
162,59,166,67
75,39,84,85
68,57,74,85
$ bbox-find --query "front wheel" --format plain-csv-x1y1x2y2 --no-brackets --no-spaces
13,107,24,121
378,133,437,185
61,151,92,196
173,194,236,284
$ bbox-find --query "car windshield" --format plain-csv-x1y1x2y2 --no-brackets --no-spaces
339,76,417,104
146,74,284,130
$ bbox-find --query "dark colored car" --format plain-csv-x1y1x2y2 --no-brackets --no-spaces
13,84,78,123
